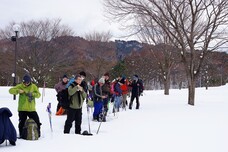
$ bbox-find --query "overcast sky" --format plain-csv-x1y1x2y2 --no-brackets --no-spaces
0,0,127,40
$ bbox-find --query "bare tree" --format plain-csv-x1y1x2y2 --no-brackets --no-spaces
104,0,228,105
84,31,116,78
0,41,14,85
0,19,75,85
136,16,180,95
84,31,112,42
0,18,74,41
151,44,179,95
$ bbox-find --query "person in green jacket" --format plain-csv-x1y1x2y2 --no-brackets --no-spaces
64,74,87,134
9,74,41,138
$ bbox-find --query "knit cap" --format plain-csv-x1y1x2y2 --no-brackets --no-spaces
98,78,105,84
23,74,31,83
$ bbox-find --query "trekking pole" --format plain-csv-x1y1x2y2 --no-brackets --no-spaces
86,104,91,134
112,96,119,117
113,102,116,116
46,103,53,132
42,81,46,103
111,95,116,116
96,107,105,134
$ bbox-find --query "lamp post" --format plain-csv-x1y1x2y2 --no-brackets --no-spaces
11,24,20,100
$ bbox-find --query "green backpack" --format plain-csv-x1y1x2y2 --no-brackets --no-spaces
21,118,39,140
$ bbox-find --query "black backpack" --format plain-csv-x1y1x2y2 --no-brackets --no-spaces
57,88,72,109
138,79,144,94
137,79,144,94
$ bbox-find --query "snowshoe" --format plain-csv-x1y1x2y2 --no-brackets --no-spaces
81,130,93,136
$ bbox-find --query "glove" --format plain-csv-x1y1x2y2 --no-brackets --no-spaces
26,92,34,102
19,90,24,94
77,85,83,92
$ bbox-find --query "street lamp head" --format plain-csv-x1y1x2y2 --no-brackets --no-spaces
13,24,20,32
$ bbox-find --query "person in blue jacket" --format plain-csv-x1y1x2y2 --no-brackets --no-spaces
113,79,123,112
0,107,17,146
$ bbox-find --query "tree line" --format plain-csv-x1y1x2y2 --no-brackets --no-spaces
104,0,228,105
0,17,227,106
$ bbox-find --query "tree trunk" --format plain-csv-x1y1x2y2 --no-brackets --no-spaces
188,78,195,106
164,80,170,95
179,81,182,90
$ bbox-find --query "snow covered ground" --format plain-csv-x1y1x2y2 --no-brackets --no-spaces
0,85,228,152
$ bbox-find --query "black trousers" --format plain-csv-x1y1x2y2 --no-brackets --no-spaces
56,102,61,112
129,94,140,109
64,108,82,134
18,111,41,137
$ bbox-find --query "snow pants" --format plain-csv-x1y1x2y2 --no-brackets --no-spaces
93,101,103,120
64,108,82,134
129,95,140,109
114,96,122,111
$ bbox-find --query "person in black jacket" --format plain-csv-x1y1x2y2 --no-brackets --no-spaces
129,75,143,110
0,108,17,145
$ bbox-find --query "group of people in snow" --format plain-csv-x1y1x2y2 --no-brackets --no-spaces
8,71,144,139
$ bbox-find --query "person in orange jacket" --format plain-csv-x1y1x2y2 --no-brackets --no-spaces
120,78,128,110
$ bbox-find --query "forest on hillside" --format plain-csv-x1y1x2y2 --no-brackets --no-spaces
0,19,227,91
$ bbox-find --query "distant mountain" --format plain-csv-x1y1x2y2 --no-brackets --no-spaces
115,40,143,60
216,47,228,53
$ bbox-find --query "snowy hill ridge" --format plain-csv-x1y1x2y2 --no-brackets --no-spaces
0,85,228,152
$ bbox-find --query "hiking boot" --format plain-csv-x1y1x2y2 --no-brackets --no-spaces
136,105,140,109
112,108,115,113
56,107,63,115
92,116,98,121
98,113,104,122
9,141,16,146
102,117,106,122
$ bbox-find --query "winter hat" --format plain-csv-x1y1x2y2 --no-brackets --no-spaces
104,72,110,77
134,75,139,78
62,74,68,79
90,80,95,86
133,75,139,81
98,77,105,84
23,74,31,83
79,71,86,77
122,75,126,80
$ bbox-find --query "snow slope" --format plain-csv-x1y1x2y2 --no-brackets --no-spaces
0,85,228,152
